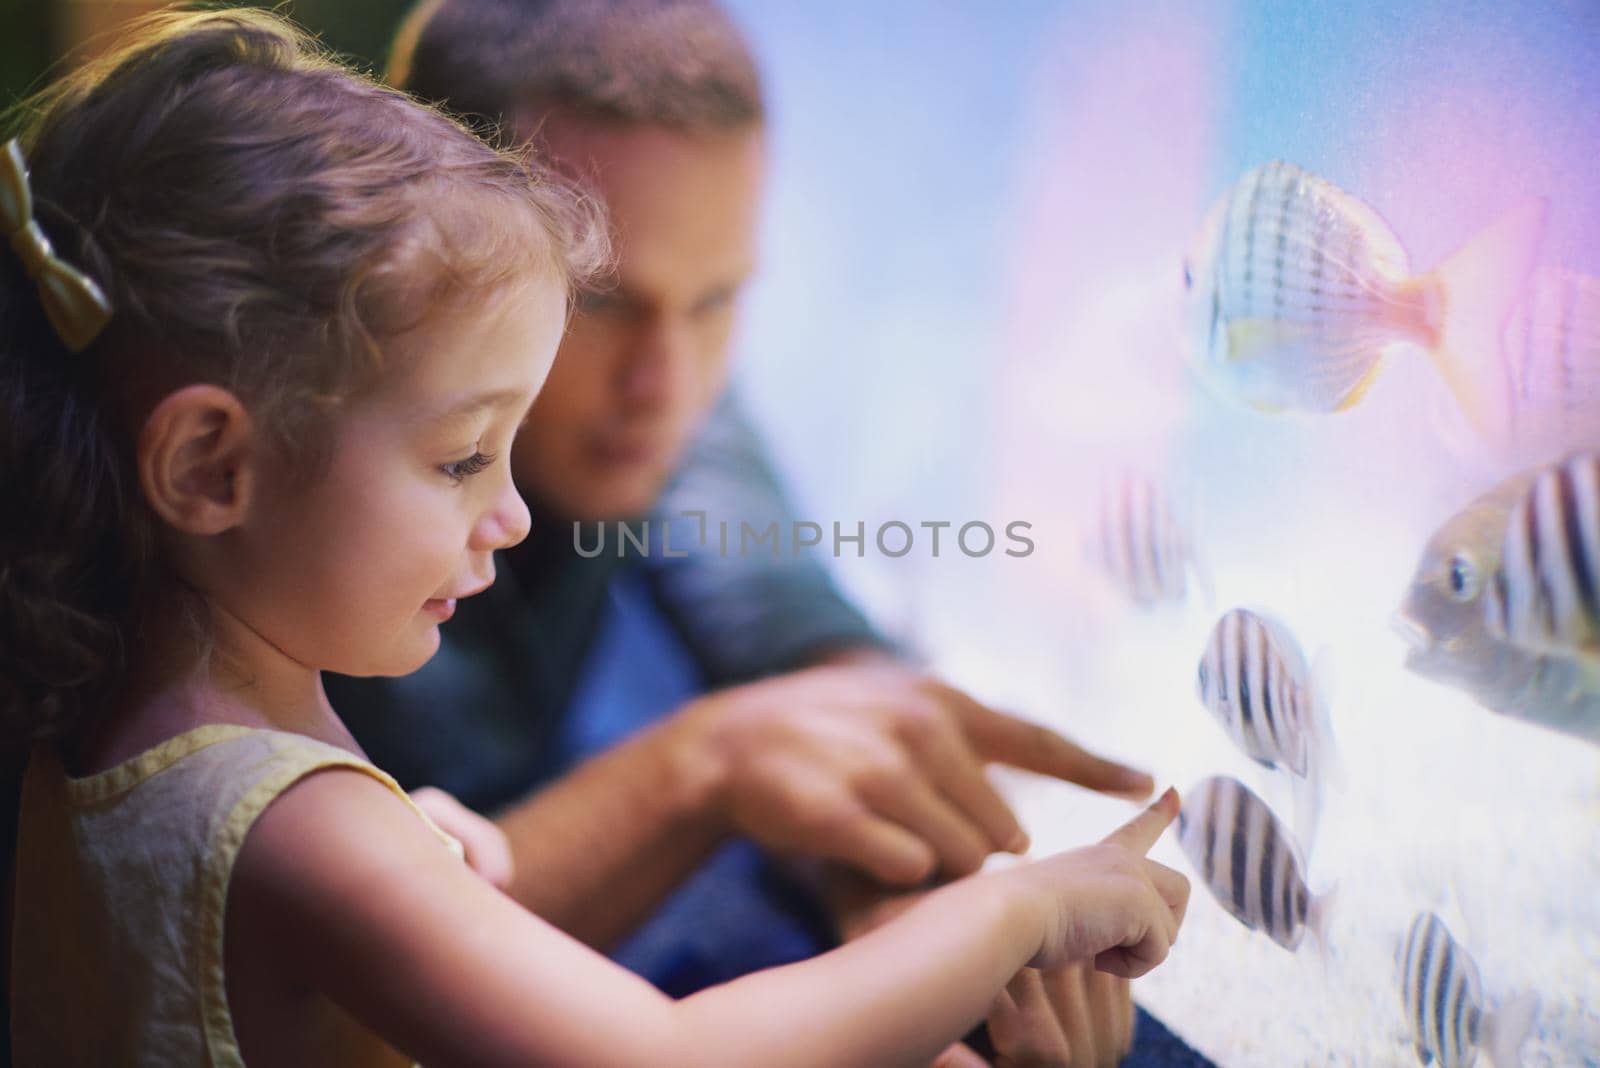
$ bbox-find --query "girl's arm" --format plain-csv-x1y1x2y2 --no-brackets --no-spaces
228,768,1185,1068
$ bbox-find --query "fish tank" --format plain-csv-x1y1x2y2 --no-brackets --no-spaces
727,1,1600,1064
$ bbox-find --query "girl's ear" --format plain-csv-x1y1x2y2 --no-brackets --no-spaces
138,385,258,535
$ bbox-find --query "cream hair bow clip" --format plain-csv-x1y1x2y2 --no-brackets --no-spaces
1,138,112,353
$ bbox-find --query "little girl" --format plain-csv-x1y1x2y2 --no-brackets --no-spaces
1,11,1188,1066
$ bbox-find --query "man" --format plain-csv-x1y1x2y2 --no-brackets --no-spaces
331,2,1186,1064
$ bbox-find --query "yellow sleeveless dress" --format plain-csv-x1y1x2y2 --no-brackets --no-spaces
10,724,462,1066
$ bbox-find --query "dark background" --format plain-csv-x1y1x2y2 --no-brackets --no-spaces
2,1,412,112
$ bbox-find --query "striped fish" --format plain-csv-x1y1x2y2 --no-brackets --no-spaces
1484,452,1600,665
1502,267,1600,455
1196,608,1318,775
1093,470,1204,608
1399,912,1537,1067
1174,776,1332,952
1395,469,1600,746
1181,161,1545,440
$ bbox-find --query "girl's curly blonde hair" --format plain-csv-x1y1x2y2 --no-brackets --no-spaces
0,8,607,747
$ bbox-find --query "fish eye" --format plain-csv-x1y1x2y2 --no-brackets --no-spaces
1182,260,1194,291
1446,554,1480,602
1196,660,1209,696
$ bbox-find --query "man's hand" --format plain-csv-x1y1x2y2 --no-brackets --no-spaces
830,869,1138,1068
410,786,515,891
968,962,1135,1068
666,662,1154,885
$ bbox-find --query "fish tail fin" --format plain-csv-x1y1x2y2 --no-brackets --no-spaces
1482,990,1538,1068
1309,647,1347,792
1290,768,1322,859
1289,639,1329,851
1425,369,1494,461
1425,197,1548,445
1306,881,1338,965
1444,875,1482,957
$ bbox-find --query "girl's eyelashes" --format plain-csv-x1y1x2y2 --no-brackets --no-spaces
440,450,496,485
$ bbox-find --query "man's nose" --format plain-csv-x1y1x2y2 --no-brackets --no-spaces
617,315,693,413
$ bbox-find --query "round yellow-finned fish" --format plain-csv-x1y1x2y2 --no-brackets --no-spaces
1181,161,1546,440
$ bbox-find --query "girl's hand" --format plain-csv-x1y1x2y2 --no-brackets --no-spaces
409,786,515,891
1012,788,1189,976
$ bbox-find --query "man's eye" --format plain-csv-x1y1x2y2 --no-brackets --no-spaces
692,289,736,318
441,451,495,484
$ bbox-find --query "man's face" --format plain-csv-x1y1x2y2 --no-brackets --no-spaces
513,117,765,521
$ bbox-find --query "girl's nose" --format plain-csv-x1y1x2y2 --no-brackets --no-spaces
471,474,531,552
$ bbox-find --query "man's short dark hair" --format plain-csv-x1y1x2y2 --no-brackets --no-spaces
389,0,764,135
